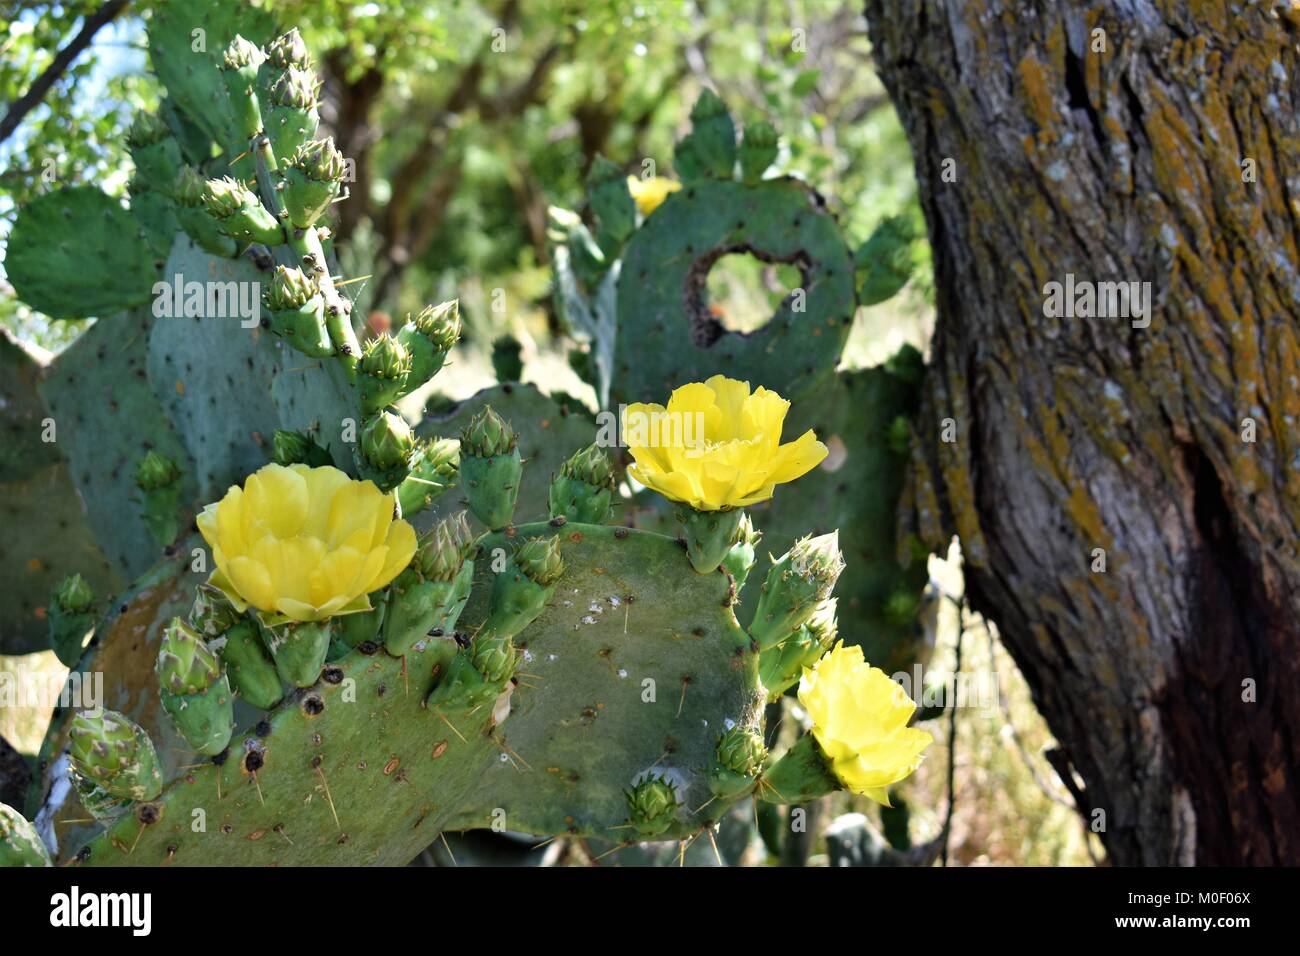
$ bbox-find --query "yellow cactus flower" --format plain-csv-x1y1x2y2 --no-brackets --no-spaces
798,642,933,805
197,463,416,623
622,375,827,512
626,175,681,216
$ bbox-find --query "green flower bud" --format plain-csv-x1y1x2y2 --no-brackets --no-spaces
750,532,845,650
269,66,318,109
678,504,745,574
415,512,475,581
460,407,522,529
548,443,615,524
710,723,767,799
483,536,563,641
398,300,460,389
395,437,459,516
739,119,778,183
201,176,282,244
625,774,679,838
760,732,839,804
189,582,241,637
221,34,265,74
460,405,516,459
717,723,767,777
67,710,163,802
856,215,915,306
265,66,320,160
686,88,737,179
264,264,318,311
331,596,385,659
157,618,234,756
514,535,564,587
68,775,134,825
471,634,517,685
272,428,333,467
719,513,761,591
171,166,206,207
0,802,51,867
360,410,415,472
156,618,221,696
265,27,311,70
383,560,473,657
216,620,282,709
220,36,265,139
55,573,94,614
259,616,333,688
125,111,169,149
358,333,413,414
282,138,344,227
49,575,97,667
135,450,180,491
886,414,912,456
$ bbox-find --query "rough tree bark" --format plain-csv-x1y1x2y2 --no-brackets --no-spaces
865,0,1300,865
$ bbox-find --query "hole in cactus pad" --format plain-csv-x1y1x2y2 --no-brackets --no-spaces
686,247,810,344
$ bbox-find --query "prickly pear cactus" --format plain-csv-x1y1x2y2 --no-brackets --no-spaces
2,21,935,869
548,93,928,675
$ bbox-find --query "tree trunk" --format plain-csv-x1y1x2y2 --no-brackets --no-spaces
865,0,1300,865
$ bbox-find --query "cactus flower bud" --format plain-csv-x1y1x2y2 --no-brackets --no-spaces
709,724,768,799
281,138,344,228
220,35,266,139
135,450,183,548
258,616,334,688
719,513,761,591
416,511,475,581
48,574,97,667
265,65,320,161
678,505,746,575
265,27,311,71
125,111,169,148
358,333,413,414
749,531,845,650
67,710,163,802
357,410,415,491
625,774,679,838
739,119,778,183
135,450,180,491
201,176,283,245
398,300,460,390
759,598,838,701
156,618,234,756
459,406,522,530
395,437,459,516
272,428,333,467
483,535,563,641
189,582,241,637
0,802,51,867
686,87,737,179
171,167,239,257
264,266,332,358
548,443,616,524
55,573,94,614
385,516,475,656
215,619,283,710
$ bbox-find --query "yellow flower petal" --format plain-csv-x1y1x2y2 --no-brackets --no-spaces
797,642,932,798
199,463,417,621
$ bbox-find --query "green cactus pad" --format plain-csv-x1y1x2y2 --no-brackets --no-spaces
147,0,278,153
63,523,761,865
611,177,854,407
6,188,159,319
38,309,196,579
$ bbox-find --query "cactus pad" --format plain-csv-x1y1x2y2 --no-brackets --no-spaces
6,188,159,320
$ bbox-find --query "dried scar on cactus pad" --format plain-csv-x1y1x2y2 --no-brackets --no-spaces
197,463,416,622
621,374,828,511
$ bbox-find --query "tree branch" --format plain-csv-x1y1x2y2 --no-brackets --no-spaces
0,0,131,146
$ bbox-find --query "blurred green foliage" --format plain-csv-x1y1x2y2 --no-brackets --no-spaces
1,0,928,365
